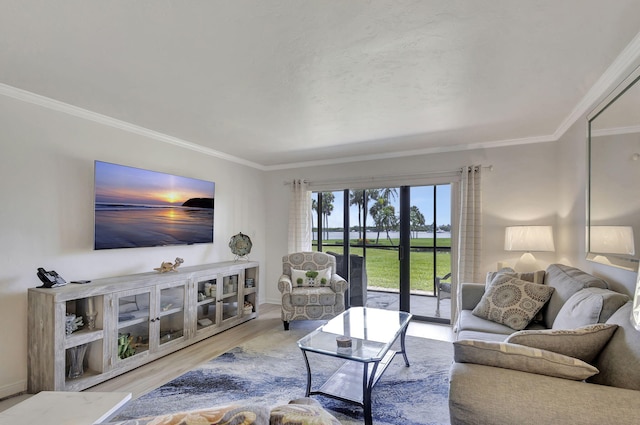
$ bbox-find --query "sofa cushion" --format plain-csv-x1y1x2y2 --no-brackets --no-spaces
457,329,510,342
270,398,341,425
289,287,336,306
105,404,271,425
458,310,516,335
453,339,599,380
472,275,554,330
552,288,629,329
543,264,609,328
506,323,618,363
589,302,640,390
485,268,545,287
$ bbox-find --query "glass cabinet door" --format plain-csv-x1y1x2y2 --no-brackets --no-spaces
115,289,151,361
195,278,218,333
221,273,240,322
158,284,186,346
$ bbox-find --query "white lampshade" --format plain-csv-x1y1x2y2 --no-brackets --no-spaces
504,226,555,252
590,226,635,255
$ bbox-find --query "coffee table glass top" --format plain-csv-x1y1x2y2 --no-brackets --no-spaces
297,307,412,362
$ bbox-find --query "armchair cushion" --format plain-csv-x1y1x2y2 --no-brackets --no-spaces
290,287,337,306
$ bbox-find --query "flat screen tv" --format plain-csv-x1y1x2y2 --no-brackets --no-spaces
94,161,215,250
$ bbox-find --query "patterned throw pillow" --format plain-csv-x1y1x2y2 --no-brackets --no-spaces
270,398,341,425
453,339,599,380
472,275,555,330
106,404,271,425
291,268,331,287
506,323,618,363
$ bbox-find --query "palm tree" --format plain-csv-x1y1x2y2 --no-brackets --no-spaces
321,192,334,240
351,189,379,244
379,187,398,204
410,205,425,239
311,198,318,232
370,198,386,244
349,191,364,240
380,205,398,244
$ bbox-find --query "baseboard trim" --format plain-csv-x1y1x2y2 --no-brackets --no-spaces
0,380,26,400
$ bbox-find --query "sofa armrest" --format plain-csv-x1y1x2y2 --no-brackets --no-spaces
460,283,486,310
278,275,292,294
449,362,640,425
330,274,348,294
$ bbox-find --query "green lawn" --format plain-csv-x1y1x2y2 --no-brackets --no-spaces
317,238,451,293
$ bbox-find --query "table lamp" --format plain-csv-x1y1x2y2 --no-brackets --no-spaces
504,226,555,272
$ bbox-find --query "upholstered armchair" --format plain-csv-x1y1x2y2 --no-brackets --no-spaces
278,252,349,330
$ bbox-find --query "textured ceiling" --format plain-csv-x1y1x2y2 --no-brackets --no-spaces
2,1,640,169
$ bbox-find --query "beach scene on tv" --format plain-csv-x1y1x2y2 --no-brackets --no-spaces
94,161,215,250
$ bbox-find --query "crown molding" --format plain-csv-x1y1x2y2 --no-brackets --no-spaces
0,83,266,170
262,134,556,171
554,31,640,140
3,30,640,172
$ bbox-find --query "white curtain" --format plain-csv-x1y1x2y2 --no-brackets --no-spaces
454,165,483,326
288,179,312,253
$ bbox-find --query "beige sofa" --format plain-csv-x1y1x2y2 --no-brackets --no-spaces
449,264,640,424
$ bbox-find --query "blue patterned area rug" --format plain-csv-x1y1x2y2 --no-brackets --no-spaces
113,323,453,425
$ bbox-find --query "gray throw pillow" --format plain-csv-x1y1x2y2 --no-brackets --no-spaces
485,268,545,288
453,339,599,380
506,323,618,363
472,275,555,330
552,288,630,330
543,264,609,328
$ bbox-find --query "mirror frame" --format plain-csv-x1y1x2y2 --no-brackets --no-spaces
587,65,640,271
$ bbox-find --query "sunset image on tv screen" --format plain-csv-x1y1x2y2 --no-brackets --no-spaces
94,161,215,250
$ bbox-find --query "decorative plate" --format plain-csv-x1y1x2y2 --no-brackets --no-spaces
229,232,252,258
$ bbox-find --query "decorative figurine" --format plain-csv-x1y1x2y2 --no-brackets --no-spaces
154,257,184,273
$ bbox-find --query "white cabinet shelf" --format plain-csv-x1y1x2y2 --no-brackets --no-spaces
28,261,259,392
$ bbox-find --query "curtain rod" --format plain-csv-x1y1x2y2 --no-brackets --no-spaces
283,165,493,186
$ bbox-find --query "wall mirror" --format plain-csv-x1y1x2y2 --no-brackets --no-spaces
587,64,640,271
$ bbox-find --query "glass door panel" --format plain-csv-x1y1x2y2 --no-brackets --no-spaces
116,291,150,360
407,184,452,322
196,278,218,331
221,274,239,322
358,187,400,311
158,285,185,345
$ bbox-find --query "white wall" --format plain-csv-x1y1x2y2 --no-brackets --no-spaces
0,94,267,398
264,141,561,305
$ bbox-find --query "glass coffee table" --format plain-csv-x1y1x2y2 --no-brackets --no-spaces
297,307,412,425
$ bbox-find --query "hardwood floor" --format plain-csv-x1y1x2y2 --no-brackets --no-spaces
0,303,452,413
